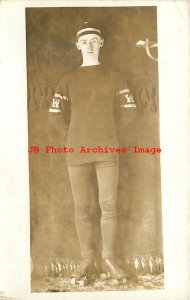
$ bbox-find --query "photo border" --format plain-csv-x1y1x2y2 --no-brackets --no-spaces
0,1,189,300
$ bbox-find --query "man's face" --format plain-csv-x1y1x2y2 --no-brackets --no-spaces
76,33,104,60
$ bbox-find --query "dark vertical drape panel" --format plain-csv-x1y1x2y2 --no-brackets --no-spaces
26,7,162,263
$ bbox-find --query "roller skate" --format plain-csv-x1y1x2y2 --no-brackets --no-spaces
100,258,127,286
70,257,97,286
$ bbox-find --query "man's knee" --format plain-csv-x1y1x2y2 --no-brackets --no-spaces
75,203,91,219
100,200,117,217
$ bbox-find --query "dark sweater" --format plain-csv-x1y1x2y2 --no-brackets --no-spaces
48,64,136,165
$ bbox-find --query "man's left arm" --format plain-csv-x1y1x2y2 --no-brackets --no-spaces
114,78,138,131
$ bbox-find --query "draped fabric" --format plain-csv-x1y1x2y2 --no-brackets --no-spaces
28,74,163,277
26,6,163,278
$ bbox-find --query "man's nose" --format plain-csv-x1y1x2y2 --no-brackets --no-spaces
87,42,93,50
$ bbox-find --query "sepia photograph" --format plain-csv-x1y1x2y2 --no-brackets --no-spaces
0,1,189,300
26,6,163,292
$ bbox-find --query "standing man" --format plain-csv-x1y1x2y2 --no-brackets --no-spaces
48,22,137,283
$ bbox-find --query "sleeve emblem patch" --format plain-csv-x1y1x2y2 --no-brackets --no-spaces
52,98,60,109
124,93,135,103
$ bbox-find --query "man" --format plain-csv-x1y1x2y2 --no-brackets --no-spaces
48,22,137,283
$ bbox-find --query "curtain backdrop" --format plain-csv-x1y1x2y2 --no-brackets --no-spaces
26,7,163,277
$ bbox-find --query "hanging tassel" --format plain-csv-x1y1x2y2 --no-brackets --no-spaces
159,256,164,273
128,257,137,277
138,87,149,112
123,258,130,275
50,259,55,277
149,256,154,274
140,256,147,275
55,258,62,277
142,256,150,275
151,255,158,274
136,257,144,274
133,77,158,113
143,255,151,274
152,85,158,112
70,261,74,271
64,261,71,277
50,258,59,278
45,258,52,277
155,256,162,274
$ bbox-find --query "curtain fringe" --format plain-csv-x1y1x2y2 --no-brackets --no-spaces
31,253,164,278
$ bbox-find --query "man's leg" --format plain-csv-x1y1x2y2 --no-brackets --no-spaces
68,163,94,258
95,161,119,259
95,161,126,280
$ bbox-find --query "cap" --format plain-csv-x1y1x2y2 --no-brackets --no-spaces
77,22,102,39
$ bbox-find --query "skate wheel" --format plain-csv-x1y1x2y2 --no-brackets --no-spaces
79,278,87,286
71,278,78,285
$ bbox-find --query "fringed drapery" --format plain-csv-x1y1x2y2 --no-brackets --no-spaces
28,74,162,278
31,251,164,278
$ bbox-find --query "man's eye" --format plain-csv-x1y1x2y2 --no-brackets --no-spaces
92,40,98,43
81,41,87,45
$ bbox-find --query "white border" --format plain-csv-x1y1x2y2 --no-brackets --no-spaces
0,1,189,300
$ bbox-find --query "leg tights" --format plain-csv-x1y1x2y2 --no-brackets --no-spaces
68,161,119,259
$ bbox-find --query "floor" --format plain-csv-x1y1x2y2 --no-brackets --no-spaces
31,273,164,292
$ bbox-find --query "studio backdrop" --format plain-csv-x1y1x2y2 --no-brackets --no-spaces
26,7,163,277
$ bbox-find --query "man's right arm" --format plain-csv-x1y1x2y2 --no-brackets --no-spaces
48,77,70,138
48,93,69,125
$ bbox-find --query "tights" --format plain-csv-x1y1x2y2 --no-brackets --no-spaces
68,161,119,259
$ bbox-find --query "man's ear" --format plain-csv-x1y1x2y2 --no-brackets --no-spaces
76,41,81,50
100,39,104,48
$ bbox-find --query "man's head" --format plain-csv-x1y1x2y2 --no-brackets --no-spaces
76,22,104,64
